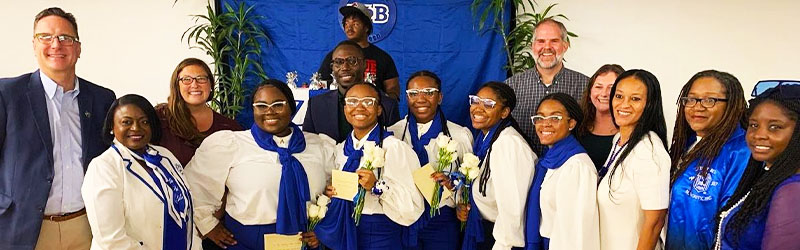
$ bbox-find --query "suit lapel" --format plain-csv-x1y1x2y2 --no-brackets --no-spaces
112,145,165,202
26,71,55,169
77,78,94,171
322,91,340,140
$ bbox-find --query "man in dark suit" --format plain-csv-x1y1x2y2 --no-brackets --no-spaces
303,40,400,143
0,7,115,250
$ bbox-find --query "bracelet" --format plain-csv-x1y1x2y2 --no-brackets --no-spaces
372,179,388,196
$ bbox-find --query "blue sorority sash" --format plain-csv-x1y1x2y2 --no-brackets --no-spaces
461,122,504,250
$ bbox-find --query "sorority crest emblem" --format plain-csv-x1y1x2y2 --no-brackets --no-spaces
692,172,711,193
339,0,397,43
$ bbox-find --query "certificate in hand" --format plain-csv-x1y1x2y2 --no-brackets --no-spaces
332,169,359,201
263,233,302,250
412,163,452,205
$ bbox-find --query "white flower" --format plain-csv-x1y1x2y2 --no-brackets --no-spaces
445,140,459,153
462,153,480,169
317,206,328,219
436,134,450,148
316,195,330,206
459,165,470,175
467,168,481,180
372,156,385,168
372,146,385,161
308,204,320,218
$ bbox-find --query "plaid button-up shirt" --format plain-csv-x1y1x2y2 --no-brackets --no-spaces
505,66,589,155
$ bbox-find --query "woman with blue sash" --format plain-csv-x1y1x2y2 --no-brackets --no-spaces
315,83,425,250
714,81,800,249
184,80,332,250
665,70,749,250
524,93,599,250
387,71,473,250
82,94,201,249
458,82,536,250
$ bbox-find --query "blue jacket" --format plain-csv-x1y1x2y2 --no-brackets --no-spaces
666,127,750,250
0,71,115,250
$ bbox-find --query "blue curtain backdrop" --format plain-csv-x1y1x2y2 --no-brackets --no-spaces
223,0,510,127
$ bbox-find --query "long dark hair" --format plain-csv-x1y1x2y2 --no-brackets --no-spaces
606,70,668,191
538,93,584,137
719,91,800,246
476,81,534,196
578,64,624,136
669,70,746,184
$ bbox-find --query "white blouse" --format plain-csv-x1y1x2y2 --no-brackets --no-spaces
82,142,202,250
333,127,425,226
539,153,599,250
185,129,333,235
471,127,537,250
388,116,474,208
597,131,670,250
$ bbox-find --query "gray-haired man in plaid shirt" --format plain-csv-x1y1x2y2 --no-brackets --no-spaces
505,18,589,155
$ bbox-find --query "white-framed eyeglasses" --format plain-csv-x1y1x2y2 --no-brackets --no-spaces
468,95,497,109
344,97,377,107
531,115,564,125
34,33,79,46
253,101,287,112
406,88,439,98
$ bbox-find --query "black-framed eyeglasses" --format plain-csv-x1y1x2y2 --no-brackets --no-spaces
752,80,800,98
406,88,439,98
178,76,210,85
531,115,565,125
331,56,362,68
679,97,728,108
468,95,496,109
253,101,288,112
344,97,377,107
34,33,79,46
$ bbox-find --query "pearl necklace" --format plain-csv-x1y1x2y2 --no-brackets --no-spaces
714,191,750,250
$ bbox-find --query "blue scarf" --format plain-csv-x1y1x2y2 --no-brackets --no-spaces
250,123,310,235
407,110,444,165
524,135,586,250
462,121,504,250
315,125,393,250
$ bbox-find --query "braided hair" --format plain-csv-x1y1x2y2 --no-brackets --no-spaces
476,81,534,196
605,70,668,195
719,89,800,247
538,92,584,137
669,70,747,184
345,82,388,146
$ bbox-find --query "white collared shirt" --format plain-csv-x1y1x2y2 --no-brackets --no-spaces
40,70,85,215
539,153,599,250
471,127,537,250
387,116,474,208
186,129,334,235
333,125,425,226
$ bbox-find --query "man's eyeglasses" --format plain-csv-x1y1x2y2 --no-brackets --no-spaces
468,95,497,109
253,101,287,112
531,115,564,125
34,33,79,46
679,97,728,108
178,76,210,85
331,57,362,68
406,88,439,98
752,80,800,98
344,97,377,107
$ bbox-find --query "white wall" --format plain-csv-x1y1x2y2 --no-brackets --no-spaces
0,0,211,105
523,0,800,137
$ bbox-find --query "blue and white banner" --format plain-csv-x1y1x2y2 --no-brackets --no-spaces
225,0,510,127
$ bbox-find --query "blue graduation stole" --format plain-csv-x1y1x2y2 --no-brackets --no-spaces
461,121,504,250
524,135,585,250
250,123,310,234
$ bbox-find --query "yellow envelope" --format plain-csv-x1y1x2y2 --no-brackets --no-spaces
412,163,452,206
332,169,359,201
263,233,302,250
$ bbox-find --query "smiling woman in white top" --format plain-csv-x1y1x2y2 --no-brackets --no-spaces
459,82,537,250
387,71,473,250
596,70,670,250
82,94,201,250
524,93,599,250
184,80,332,250
314,83,424,250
